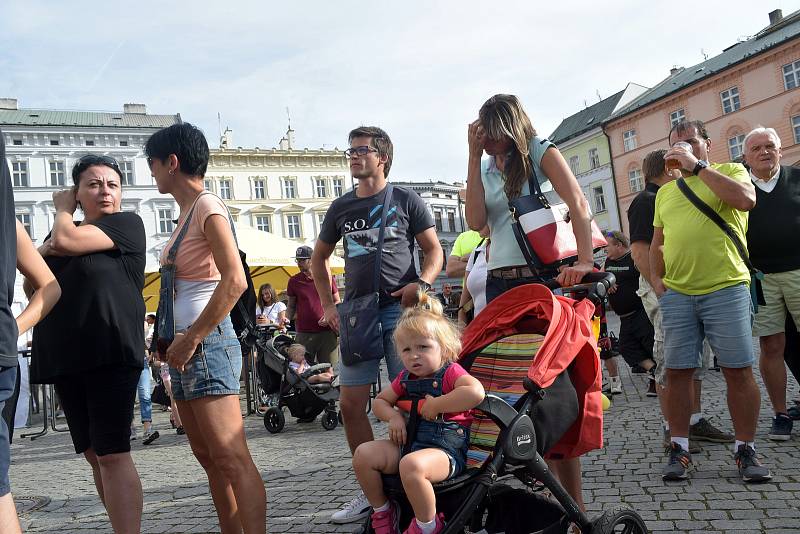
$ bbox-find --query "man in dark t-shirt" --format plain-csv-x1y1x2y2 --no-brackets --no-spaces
603,231,655,391
287,245,340,367
312,126,442,524
0,130,22,532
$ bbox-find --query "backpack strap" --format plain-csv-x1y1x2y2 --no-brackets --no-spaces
372,184,394,293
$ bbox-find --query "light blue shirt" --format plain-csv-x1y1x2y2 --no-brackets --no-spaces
481,136,556,271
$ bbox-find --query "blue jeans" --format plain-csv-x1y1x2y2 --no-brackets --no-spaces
660,283,755,369
136,365,152,423
339,302,403,386
169,316,242,401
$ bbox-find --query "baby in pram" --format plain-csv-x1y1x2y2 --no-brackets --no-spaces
352,293,485,534
286,343,335,384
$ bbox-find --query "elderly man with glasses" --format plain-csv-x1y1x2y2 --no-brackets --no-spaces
286,245,340,367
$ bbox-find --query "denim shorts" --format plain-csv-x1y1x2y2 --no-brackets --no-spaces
660,283,754,370
169,316,242,401
409,420,470,478
0,366,17,496
339,302,403,386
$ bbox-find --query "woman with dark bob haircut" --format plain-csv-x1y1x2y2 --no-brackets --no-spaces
29,154,147,533
146,122,266,533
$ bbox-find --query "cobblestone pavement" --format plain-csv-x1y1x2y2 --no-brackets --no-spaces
9,326,800,533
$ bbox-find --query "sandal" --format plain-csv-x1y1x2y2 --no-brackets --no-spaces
176,426,186,435
788,404,800,421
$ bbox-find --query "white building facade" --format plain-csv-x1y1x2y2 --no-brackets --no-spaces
1,99,181,281
205,128,351,249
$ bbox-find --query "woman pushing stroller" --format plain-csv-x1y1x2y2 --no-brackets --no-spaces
352,293,484,534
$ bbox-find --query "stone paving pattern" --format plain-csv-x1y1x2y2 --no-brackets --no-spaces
9,330,800,533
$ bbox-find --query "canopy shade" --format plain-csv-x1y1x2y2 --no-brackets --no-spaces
143,224,344,312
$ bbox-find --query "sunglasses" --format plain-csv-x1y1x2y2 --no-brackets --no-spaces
76,154,121,170
344,145,379,158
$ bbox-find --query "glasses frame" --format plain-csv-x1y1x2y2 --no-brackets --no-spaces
72,154,123,182
344,145,379,158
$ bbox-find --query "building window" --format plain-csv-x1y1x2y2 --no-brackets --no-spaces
254,214,271,233
447,211,456,232
253,179,266,200
282,177,297,199
568,155,580,176
588,148,600,169
203,178,214,192
623,129,637,152
49,139,59,146
783,60,800,90
286,214,302,239
332,177,344,197
12,139,22,146
593,186,607,213
728,134,746,161
434,211,443,232
628,169,643,193
119,140,128,147
15,213,32,237
11,161,28,187
158,208,175,234
85,139,95,146
49,161,65,186
669,109,685,127
120,160,134,185
219,179,232,200
792,115,800,144
316,213,326,235
315,177,328,198
720,87,740,114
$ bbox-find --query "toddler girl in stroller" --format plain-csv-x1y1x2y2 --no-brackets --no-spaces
352,292,485,534
287,343,335,385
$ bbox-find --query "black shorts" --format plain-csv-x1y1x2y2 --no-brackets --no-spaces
618,308,655,367
54,365,141,456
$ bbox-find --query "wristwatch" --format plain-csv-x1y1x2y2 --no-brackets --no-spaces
692,160,709,176
415,278,432,292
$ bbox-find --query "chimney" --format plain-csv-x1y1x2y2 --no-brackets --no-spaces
123,103,147,114
279,136,289,150
286,127,295,150
0,98,18,110
670,66,681,76
769,9,783,25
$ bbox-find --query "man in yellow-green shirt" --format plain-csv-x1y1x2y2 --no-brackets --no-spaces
650,120,770,484
445,229,484,279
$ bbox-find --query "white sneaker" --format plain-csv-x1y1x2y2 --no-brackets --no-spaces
610,379,622,395
331,492,371,524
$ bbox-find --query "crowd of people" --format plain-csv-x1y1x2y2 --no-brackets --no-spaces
0,93,797,534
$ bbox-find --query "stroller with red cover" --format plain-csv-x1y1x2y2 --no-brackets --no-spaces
360,273,647,534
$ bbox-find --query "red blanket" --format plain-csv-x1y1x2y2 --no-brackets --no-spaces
460,283,603,458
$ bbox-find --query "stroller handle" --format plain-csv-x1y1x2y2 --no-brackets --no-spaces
543,272,615,303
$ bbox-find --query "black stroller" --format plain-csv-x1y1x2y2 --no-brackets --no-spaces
360,273,648,534
254,326,340,433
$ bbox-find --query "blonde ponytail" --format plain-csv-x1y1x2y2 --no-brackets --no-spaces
394,290,462,363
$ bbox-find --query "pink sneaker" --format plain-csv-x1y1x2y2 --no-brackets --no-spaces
370,501,400,534
403,513,445,534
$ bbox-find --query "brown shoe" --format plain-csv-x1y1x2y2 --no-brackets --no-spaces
689,417,734,443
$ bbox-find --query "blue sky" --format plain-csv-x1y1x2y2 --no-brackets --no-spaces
2,1,800,181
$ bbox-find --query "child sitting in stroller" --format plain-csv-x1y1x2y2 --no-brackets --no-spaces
352,293,485,534
286,343,335,384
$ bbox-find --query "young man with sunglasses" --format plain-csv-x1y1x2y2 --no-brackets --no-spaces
312,126,443,524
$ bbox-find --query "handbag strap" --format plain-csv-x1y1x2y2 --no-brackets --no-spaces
372,184,394,293
675,178,755,272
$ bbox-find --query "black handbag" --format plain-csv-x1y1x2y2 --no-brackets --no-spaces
675,177,766,311
337,184,394,366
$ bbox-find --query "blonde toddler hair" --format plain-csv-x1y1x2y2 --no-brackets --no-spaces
394,291,462,364
287,343,306,362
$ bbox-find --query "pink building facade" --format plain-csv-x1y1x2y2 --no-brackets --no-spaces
605,10,800,233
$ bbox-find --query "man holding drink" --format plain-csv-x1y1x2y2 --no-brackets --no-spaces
650,120,770,483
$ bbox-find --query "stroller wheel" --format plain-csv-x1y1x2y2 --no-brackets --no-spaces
590,504,648,534
321,410,338,430
263,407,285,434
